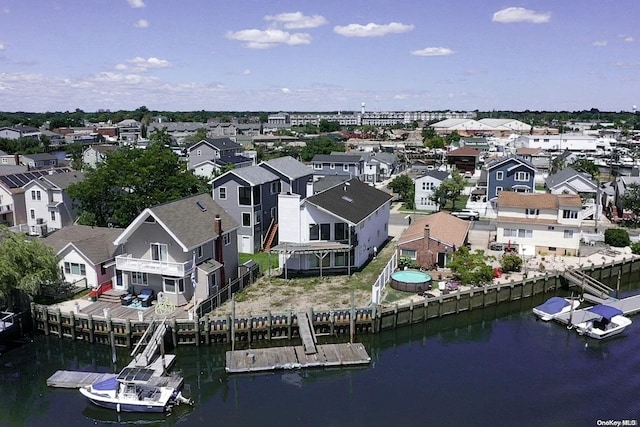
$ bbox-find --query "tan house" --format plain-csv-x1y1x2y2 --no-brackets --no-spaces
397,212,471,269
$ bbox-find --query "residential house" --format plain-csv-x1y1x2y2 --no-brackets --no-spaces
0,150,19,166
43,225,123,290
495,192,583,256
516,148,551,176
485,155,536,204
0,125,41,140
82,144,118,169
258,156,313,198
397,212,470,269
515,134,611,154
0,169,71,228
545,167,601,220
117,119,142,142
311,154,364,180
192,155,254,179
20,153,59,170
23,172,84,236
211,166,280,254
612,175,640,220
446,147,481,174
188,138,243,171
363,152,398,183
272,178,392,275
414,170,450,211
113,193,239,307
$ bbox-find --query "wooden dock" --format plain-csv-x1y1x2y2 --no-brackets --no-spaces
225,342,370,373
555,294,640,326
47,371,116,388
296,311,317,354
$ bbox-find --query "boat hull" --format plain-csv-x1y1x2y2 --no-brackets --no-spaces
576,315,632,340
79,386,172,413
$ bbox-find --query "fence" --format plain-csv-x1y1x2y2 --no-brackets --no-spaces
196,262,260,317
371,250,397,305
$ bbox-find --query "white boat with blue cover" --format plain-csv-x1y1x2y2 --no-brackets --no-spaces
575,304,632,340
533,297,580,321
79,367,190,413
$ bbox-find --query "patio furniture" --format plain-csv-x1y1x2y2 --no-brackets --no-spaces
138,288,155,308
120,293,134,306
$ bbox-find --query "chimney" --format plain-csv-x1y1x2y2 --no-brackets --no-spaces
214,214,225,285
306,177,314,197
424,224,430,243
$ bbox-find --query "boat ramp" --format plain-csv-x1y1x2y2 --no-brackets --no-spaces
226,311,371,373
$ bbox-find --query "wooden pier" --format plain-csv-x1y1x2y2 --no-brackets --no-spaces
47,371,115,388
225,342,370,373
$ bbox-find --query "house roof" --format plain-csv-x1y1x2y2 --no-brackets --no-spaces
420,170,450,181
43,225,123,264
446,147,481,157
86,144,117,154
215,155,253,166
516,147,544,156
201,137,241,151
305,178,392,224
311,154,361,164
21,152,57,161
545,167,594,189
31,172,84,190
310,175,350,194
397,211,470,247
0,168,72,189
114,193,238,251
260,156,312,180
228,165,279,186
497,192,583,209
485,155,535,171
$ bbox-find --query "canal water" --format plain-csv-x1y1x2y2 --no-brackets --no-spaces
2,273,640,427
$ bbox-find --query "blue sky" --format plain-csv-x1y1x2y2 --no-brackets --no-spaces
1,0,639,113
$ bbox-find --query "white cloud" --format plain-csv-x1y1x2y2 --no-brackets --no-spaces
410,47,454,57
0,42,5,51
115,63,128,70
281,88,291,93
264,12,328,29
592,40,608,47
242,69,251,76
615,61,640,69
619,34,634,43
116,57,172,72
127,0,145,8
2,8,9,14
135,19,149,28
226,29,312,49
333,22,415,37
492,7,551,24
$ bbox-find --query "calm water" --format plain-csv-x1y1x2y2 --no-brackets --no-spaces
2,273,640,427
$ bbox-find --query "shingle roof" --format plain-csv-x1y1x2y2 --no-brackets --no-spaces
545,167,593,189
497,192,582,209
0,168,72,189
229,166,279,186
311,154,361,163
397,212,470,247
43,225,123,264
446,147,481,157
149,193,238,250
260,156,312,180
485,155,535,171
21,152,57,161
33,172,84,190
216,155,253,166
305,178,392,224
422,170,450,181
202,137,241,151
311,176,350,194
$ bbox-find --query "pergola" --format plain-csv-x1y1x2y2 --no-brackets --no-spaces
269,241,352,279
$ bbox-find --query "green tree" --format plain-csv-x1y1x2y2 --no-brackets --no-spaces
430,184,448,211
604,228,630,247
148,127,173,146
183,128,208,147
319,120,341,133
67,144,207,227
500,253,523,273
300,138,345,161
550,154,567,175
441,170,466,211
571,159,600,180
447,246,494,286
65,142,85,170
622,183,640,220
0,227,61,310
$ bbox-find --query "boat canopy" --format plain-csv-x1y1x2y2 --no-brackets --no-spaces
588,305,623,320
535,297,569,314
116,367,155,384
92,376,118,391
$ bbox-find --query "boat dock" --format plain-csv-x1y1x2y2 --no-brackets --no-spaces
562,270,615,299
555,294,640,327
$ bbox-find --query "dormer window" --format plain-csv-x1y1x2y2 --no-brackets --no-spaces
496,171,504,181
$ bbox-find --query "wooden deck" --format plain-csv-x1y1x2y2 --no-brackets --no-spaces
225,342,371,373
79,299,190,321
47,371,115,388
296,312,317,355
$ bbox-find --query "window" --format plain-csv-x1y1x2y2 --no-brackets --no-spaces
151,243,168,262
163,278,185,294
31,190,36,200
238,187,252,205
400,249,417,260
270,181,281,194
223,233,230,245
197,246,203,258
242,212,251,227
330,163,335,170
310,254,330,268
50,210,56,221
503,228,517,237
515,171,530,181
343,164,349,172
64,262,86,276
254,211,261,226
320,223,330,240
30,209,35,219
526,209,539,215
547,226,555,230
131,272,148,285
563,210,578,219
334,252,347,267
334,223,348,240
309,224,319,240
219,187,226,200
496,171,504,181
495,186,503,196
518,229,533,238
313,163,322,170
564,230,574,239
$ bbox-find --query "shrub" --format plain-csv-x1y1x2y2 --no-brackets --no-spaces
501,253,523,273
398,256,420,270
631,242,640,255
604,228,630,247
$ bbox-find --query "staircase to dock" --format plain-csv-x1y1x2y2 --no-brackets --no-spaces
130,320,169,367
562,270,614,299
296,311,317,355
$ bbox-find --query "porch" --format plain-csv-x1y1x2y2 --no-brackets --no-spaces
115,254,194,277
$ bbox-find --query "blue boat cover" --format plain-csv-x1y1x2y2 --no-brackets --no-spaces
588,304,623,320
535,297,569,314
92,376,118,391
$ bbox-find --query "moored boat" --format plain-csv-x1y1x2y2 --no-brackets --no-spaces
79,367,191,413
533,297,580,321
575,305,632,340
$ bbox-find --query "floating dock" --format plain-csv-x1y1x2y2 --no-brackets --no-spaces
225,342,371,373
555,294,640,327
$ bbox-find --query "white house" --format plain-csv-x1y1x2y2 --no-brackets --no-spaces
496,192,583,256
82,145,117,169
414,170,450,212
23,172,84,236
515,134,611,154
271,179,392,275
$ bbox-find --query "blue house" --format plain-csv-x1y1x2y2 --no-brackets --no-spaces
311,154,364,180
485,156,536,205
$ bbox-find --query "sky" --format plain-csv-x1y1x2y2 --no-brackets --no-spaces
1,0,639,113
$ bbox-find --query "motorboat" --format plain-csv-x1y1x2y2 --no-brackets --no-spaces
532,297,580,321
79,367,191,413
575,305,632,340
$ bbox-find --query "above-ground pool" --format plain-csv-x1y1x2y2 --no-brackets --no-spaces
390,269,432,293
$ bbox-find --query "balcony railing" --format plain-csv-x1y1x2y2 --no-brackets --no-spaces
0,204,13,213
115,254,193,277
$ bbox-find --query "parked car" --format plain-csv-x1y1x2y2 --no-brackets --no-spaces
451,209,480,221
489,242,519,253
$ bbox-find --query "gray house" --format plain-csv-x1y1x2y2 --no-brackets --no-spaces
259,156,313,198
188,138,243,171
211,166,280,254
485,155,536,204
311,154,364,180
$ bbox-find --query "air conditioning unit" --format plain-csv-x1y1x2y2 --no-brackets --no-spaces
36,218,44,224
